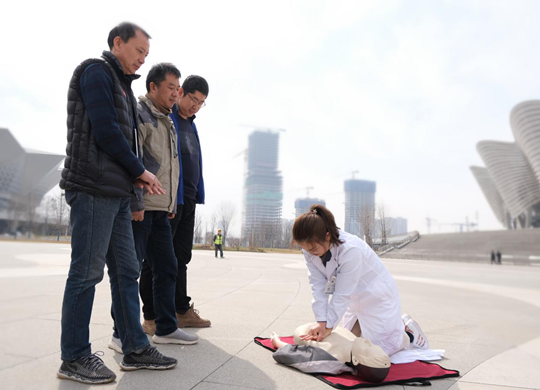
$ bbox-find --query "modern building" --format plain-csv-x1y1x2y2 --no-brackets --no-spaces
374,217,408,238
242,130,283,246
470,166,511,228
391,217,408,236
344,179,376,238
294,197,326,217
0,128,64,234
471,100,540,229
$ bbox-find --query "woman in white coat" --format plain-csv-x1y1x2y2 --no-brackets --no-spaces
292,204,428,356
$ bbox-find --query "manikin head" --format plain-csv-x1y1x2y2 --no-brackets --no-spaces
351,338,390,383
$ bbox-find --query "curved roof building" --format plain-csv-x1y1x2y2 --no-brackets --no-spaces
477,140,540,227
510,100,540,184
0,128,64,222
470,166,510,227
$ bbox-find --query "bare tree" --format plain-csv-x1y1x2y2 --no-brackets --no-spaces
358,203,375,248
214,201,236,245
376,204,393,246
193,208,203,244
206,212,218,245
280,219,294,248
227,236,242,251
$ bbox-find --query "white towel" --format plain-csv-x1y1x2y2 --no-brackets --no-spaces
390,348,446,364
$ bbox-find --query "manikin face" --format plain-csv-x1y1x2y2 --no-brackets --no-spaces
149,73,180,109
297,233,331,257
177,88,206,118
111,29,150,74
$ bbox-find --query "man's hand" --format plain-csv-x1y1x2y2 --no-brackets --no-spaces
137,170,166,195
132,210,144,221
168,213,175,219
299,321,332,342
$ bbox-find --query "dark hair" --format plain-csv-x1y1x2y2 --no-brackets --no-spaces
146,63,181,92
292,204,343,246
182,75,209,97
107,22,151,50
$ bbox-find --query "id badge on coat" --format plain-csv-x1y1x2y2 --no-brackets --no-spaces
324,275,337,295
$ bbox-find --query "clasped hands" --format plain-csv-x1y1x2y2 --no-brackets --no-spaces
299,321,332,342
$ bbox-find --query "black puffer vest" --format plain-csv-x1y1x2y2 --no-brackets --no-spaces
60,51,140,197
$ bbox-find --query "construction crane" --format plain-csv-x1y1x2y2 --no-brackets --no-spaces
305,186,314,197
438,221,478,233
425,217,437,234
351,170,359,180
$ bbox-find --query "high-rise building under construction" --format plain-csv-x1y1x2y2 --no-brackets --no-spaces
294,198,326,217
242,130,283,246
344,179,376,238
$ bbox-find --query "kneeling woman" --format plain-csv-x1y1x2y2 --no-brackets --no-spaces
293,204,427,356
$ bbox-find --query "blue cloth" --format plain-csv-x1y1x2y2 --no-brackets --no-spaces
131,211,179,336
170,105,205,205
79,63,145,179
61,190,149,360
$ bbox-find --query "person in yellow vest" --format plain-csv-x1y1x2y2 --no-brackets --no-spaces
214,229,224,258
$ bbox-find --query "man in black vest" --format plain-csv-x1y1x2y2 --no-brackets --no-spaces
58,22,177,384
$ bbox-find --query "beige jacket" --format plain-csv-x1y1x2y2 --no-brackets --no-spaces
131,95,180,213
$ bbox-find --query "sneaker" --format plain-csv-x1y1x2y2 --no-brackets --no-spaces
108,336,123,354
152,328,199,345
120,345,177,371
402,313,429,350
176,303,211,328
57,351,116,384
142,319,156,336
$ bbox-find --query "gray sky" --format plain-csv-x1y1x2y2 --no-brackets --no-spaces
2,0,540,236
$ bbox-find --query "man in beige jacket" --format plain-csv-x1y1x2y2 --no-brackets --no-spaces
109,63,198,353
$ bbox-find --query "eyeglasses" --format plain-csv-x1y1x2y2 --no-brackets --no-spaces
186,93,206,108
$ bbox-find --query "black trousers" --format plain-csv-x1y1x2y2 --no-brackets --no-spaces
215,244,223,258
140,198,196,318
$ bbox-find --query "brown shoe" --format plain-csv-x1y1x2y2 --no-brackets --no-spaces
176,303,211,328
142,319,156,335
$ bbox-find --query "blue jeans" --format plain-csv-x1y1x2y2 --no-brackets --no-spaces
132,211,178,336
60,191,149,361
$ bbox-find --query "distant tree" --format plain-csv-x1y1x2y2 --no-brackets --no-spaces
376,204,392,246
358,203,375,248
193,208,203,244
227,236,242,251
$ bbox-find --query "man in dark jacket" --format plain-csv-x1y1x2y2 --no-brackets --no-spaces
140,75,211,332
58,22,177,385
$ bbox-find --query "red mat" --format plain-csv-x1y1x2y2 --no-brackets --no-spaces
254,336,460,389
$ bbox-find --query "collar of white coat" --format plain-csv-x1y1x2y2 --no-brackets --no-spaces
309,245,339,279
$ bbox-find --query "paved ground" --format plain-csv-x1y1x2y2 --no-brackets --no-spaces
0,240,539,390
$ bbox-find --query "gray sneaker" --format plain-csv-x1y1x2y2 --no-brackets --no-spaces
120,345,177,371
108,336,123,354
57,351,116,384
152,328,199,345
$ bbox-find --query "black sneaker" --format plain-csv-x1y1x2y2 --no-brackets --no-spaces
120,345,177,371
57,351,116,384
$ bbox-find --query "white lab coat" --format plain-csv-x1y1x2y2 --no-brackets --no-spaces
304,230,406,355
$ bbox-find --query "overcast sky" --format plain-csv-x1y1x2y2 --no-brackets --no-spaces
2,0,540,236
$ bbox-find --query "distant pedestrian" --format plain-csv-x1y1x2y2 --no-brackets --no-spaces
214,229,224,258
491,250,495,265
497,250,502,265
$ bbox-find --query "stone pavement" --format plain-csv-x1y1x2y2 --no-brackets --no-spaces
0,240,539,390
